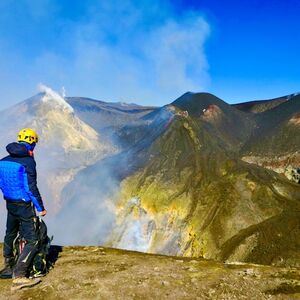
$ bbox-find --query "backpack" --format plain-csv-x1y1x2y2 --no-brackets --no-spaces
13,217,52,277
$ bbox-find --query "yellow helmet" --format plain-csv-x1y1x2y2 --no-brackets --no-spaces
17,128,39,144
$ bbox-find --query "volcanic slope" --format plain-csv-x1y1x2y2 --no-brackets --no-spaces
0,87,158,244
104,92,300,266
0,87,114,239
58,104,175,245
236,94,300,177
233,95,289,113
66,97,155,137
172,92,255,150
240,94,300,155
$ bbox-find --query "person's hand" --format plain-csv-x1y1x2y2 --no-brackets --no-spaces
39,210,47,217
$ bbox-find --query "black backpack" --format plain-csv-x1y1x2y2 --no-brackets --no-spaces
13,217,52,277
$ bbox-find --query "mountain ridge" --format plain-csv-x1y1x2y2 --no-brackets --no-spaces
0,87,299,268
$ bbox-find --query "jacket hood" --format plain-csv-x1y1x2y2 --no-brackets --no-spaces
6,142,30,157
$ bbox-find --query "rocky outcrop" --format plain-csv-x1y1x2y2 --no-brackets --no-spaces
242,153,300,183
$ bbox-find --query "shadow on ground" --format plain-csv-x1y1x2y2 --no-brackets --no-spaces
47,245,63,268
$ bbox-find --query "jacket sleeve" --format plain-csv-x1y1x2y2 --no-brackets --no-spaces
26,158,45,212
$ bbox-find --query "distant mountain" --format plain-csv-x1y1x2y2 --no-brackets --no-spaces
0,87,115,223
172,92,255,150
233,95,289,113
240,94,300,153
66,97,155,136
235,93,300,179
0,86,157,243
103,92,300,266
0,88,299,267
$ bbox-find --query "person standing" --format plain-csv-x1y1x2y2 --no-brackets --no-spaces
0,128,47,290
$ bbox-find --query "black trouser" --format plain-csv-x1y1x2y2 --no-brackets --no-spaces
4,201,39,278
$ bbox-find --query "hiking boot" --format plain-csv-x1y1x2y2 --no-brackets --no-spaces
0,257,14,279
11,277,41,291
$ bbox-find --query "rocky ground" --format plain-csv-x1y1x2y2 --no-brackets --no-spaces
0,245,299,299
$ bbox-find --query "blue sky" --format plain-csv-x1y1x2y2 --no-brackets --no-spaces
0,0,299,109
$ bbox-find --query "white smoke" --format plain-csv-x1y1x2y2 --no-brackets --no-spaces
0,85,114,245
61,86,66,98
110,197,155,252
38,83,73,112
48,160,121,246
68,9,210,105
0,1,211,109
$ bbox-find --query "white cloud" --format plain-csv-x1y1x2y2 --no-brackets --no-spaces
143,16,210,94
0,0,211,108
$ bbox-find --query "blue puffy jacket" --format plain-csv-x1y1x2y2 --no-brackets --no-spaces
0,142,45,212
